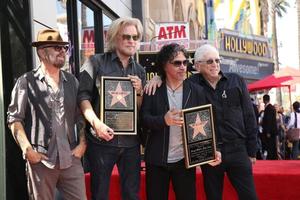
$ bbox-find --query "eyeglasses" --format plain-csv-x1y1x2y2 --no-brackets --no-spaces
197,58,221,65
169,60,188,67
122,34,139,41
41,45,69,52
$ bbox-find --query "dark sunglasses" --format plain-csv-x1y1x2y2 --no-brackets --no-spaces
169,60,188,67
198,58,221,65
41,45,69,52
122,34,139,41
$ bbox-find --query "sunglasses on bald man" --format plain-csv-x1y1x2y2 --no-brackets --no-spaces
197,58,221,65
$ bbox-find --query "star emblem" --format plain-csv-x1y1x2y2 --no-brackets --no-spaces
108,82,131,107
189,114,208,139
188,55,193,64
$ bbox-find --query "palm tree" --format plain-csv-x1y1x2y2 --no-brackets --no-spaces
262,0,290,104
260,0,269,36
270,0,290,71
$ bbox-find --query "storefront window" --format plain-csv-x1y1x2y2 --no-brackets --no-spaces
56,0,69,71
77,1,95,66
103,13,112,50
9,23,27,82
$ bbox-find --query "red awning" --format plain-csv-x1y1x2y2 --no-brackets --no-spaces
275,67,300,85
247,75,293,92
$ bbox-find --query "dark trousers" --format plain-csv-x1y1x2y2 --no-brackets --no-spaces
201,143,258,200
292,140,300,159
265,136,278,160
146,159,196,200
87,144,141,200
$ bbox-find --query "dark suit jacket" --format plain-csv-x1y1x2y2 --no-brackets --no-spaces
141,80,208,166
262,103,278,137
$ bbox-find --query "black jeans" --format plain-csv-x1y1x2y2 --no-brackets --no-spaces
201,143,258,200
87,144,141,200
146,159,196,200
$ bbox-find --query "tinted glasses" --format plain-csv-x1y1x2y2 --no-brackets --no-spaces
41,45,69,52
198,58,221,65
122,34,139,41
169,60,188,67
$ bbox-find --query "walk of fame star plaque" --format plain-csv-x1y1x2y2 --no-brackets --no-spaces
182,104,216,168
100,76,137,135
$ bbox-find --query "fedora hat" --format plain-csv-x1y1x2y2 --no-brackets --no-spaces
32,29,68,47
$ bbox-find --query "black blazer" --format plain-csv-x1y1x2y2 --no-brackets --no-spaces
140,80,208,166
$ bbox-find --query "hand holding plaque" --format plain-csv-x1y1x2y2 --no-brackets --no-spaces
182,104,217,168
100,76,137,135
90,118,114,141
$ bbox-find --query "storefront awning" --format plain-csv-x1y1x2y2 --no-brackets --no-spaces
247,75,293,92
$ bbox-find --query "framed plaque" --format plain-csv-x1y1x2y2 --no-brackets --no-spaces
100,76,137,135
182,104,216,168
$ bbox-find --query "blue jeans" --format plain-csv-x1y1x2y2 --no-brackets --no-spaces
87,143,141,200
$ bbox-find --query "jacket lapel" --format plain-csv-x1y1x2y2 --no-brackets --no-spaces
161,83,169,109
182,81,190,109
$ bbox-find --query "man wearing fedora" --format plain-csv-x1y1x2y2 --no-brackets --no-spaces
7,29,87,200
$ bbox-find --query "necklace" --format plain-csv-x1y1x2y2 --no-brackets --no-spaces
167,82,183,97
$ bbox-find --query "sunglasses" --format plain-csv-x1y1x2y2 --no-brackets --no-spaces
169,60,188,67
41,45,69,52
198,58,221,65
122,34,139,41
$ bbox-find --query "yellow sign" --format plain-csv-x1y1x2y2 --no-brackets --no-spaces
220,30,270,58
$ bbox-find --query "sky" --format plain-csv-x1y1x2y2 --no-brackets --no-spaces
277,0,299,69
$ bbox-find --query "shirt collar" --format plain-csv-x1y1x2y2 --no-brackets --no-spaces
34,66,67,82
111,51,134,65
198,71,227,83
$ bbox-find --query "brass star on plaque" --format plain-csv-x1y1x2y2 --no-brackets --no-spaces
189,114,208,139
108,82,131,107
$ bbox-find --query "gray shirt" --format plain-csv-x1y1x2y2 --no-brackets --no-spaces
78,52,146,147
166,86,184,163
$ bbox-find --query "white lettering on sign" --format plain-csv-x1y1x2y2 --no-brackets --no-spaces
155,22,189,41
154,22,190,49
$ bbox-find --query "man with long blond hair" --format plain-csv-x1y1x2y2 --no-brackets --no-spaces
78,17,146,200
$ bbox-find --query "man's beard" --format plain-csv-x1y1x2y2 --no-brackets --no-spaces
53,61,65,69
53,56,66,69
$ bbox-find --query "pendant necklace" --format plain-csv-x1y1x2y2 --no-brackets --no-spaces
167,82,183,97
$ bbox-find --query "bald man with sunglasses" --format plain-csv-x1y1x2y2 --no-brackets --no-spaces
7,29,87,200
145,44,258,200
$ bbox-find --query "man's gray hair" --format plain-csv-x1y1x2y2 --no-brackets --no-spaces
194,44,219,62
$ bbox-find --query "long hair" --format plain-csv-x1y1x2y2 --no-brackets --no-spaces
156,43,188,81
106,17,143,52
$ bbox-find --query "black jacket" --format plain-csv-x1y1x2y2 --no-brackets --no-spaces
141,80,207,166
189,72,258,157
262,103,278,137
